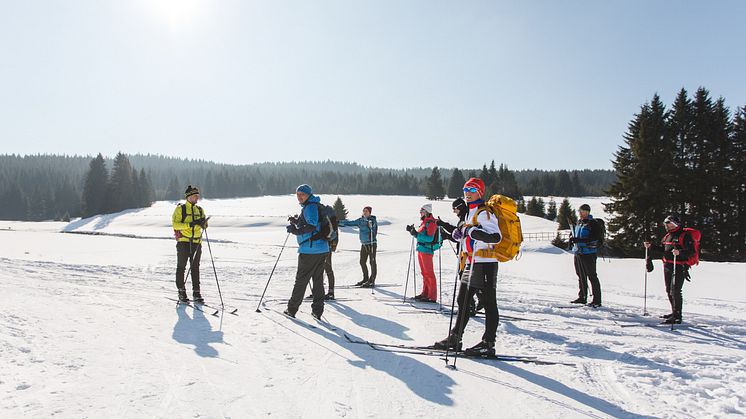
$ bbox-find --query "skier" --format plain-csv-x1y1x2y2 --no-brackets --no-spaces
433,178,502,357
644,215,697,324
284,184,330,319
569,204,603,307
172,185,208,304
406,204,439,303
338,206,378,288
437,198,482,316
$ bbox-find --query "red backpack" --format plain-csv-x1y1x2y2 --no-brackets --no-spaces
680,228,701,266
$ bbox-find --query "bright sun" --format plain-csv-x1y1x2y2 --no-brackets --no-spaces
149,0,204,31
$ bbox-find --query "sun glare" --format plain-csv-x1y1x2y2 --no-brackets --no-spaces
149,0,204,31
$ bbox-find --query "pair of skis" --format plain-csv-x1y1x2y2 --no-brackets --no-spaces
342,334,574,366
166,297,239,316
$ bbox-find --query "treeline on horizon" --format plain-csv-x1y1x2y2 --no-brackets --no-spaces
0,153,613,222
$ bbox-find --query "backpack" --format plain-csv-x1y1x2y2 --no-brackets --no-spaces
680,227,701,266
470,194,523,262
309,203,338,243
174,203,203,240
422,220,442,251
593,218,606,247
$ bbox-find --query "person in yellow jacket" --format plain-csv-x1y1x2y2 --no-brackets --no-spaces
172,185,208,303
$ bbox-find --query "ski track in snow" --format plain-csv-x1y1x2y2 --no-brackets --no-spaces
1,195,745,418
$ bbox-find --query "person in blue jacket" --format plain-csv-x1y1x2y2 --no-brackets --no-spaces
339,206,378,288
569,204,603,307
284,184,330,319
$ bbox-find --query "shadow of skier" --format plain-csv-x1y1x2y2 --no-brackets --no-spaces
172,305,224,358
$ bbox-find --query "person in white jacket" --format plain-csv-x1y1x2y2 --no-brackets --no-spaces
433,177,502,357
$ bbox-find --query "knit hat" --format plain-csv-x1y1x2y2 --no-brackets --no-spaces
663,215,681,227
184,185,200,198
579,204,591,212
452,198,466,211
421,203,432,214
463,178,485,197
363,206,373,213
296,184,313,195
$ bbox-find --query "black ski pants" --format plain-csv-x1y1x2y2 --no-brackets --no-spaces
324,251,335,292
287,253,329,317
664,263,688,319
176,241,202,295
452,262,499,343
360,244,377,284
574,253,601,304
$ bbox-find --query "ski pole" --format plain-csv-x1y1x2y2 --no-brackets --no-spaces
203,226,224,308
403,236,414,303
643,245,649,316
671,253,677,331
449,250,474,370
255,233,291,313
438,244,443,311
413,237,418,298
444,245,463,364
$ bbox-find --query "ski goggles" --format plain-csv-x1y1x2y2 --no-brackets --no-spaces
463,187,479,193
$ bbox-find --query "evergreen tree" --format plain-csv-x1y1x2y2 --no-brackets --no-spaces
557,198,577,230
525,197,546,217
605,95,669,256
81,153,109,218
733,105,746,260
333,196,348,221
545,199,557,221
167,176,181,201
516,199,526,213
498,164,521,199
425,166,445,200
555,170,573,196
107,152,135,213
0,184,26,220
446,168,466,199
136,169,155,208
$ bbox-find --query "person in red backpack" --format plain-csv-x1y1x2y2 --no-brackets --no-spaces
644,215,697,324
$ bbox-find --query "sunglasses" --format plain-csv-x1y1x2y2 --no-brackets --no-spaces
463,187,478,193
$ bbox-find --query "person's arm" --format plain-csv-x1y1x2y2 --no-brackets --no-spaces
468,211,501,243
172,206,188,231
296,205,318,234
338,217,361,228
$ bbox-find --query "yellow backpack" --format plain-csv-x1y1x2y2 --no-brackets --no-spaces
469,194,523,262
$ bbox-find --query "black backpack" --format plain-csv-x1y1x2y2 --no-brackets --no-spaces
309,203,338,243
179,203,203,223
593,218,606,247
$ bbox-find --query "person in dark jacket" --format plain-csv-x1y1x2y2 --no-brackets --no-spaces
437,198,482,316
569,204,603,307
284,184,330,319
338,206,378,288
172,185,208,304
644,215,696,324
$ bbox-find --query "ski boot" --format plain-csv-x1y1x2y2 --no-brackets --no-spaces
192,292,204,305
283,309,296,318
433,334,462,351
324,292,335,300
570,298,587,304
464,340,496,358
177,289,189,304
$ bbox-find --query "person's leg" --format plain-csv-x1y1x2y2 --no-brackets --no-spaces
419,252,436,300
663,263,674,314
190,244,203,299
480,263,499,343
574,254,588,302
416,251,427,297
584,254,601,305
452,283,477,340
310,253,328,317
672,266,687,320
175,242,189,299
287,254,315,315
369,244,377,284
324,252,335,294
358,245,370,284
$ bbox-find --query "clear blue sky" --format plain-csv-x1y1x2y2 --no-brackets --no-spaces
1,1,744,170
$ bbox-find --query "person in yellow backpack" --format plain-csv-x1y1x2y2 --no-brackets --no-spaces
172,185,208,304
433,178,502,357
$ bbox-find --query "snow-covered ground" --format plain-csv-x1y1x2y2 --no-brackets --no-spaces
1,195,745,418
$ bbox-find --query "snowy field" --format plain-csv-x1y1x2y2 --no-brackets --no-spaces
1,194,745,418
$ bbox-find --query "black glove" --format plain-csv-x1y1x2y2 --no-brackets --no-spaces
568,237,577,245
646,258,654,272
435,217,445,227
288,215,299,224
190,218,206,227
405,224,414,233
286,224,300,235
